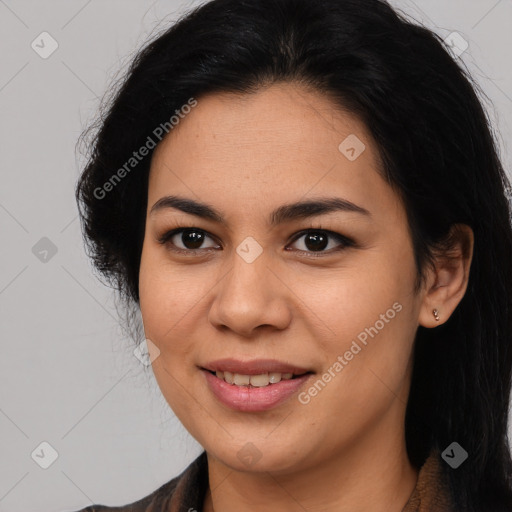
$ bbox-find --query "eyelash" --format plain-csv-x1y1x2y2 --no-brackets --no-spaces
156,226,355,258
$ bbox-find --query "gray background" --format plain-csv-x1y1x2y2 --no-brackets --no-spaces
0,1,511,510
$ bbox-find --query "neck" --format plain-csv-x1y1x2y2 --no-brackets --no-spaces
203,419,418,512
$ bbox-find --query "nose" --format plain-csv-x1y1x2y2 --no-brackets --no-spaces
208,249,292,338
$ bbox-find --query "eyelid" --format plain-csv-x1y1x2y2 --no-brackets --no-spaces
156,226,354,256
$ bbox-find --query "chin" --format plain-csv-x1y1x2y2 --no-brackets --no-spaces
203,436,310,474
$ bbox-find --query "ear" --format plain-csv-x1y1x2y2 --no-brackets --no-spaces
418,224,474,328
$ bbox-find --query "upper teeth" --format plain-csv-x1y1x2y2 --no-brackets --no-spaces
215,370,294,387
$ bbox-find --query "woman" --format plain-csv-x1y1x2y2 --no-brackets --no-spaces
73,0,512,510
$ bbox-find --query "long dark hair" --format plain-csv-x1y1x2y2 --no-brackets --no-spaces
75,0,512,509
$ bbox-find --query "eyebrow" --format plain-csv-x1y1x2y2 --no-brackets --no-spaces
150,195,371,225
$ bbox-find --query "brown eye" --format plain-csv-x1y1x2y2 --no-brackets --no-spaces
288,230,353,255
300,232,329,251
158,228,220,252
177,229,207,249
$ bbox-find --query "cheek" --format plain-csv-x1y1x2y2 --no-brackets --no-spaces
138,247,214,362
303,253,414,345
297,284,416,442
138,250,202,415
299,247,417,401
139,244,188,322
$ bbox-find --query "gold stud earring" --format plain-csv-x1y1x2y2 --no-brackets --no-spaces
433,308,440,322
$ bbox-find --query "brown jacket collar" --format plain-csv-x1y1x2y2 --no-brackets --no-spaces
401,451,454,511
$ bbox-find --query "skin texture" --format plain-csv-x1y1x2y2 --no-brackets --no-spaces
138,82,474,512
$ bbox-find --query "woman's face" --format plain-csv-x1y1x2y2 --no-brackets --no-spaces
139,82,425,473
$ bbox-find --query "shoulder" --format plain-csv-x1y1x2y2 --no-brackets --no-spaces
69,451,208,512
69,475,180,512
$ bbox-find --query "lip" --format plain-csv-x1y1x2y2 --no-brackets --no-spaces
200,359,314,412
201,358,311,376
202,370,312,412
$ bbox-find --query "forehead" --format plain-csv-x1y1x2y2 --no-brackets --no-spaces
153,82,373,164
147,82,402,226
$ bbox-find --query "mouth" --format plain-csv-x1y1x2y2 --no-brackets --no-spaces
199,361,314,413
199,358,314,411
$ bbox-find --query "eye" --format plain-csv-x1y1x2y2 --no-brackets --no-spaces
287,229,354,256
157,228,220,254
